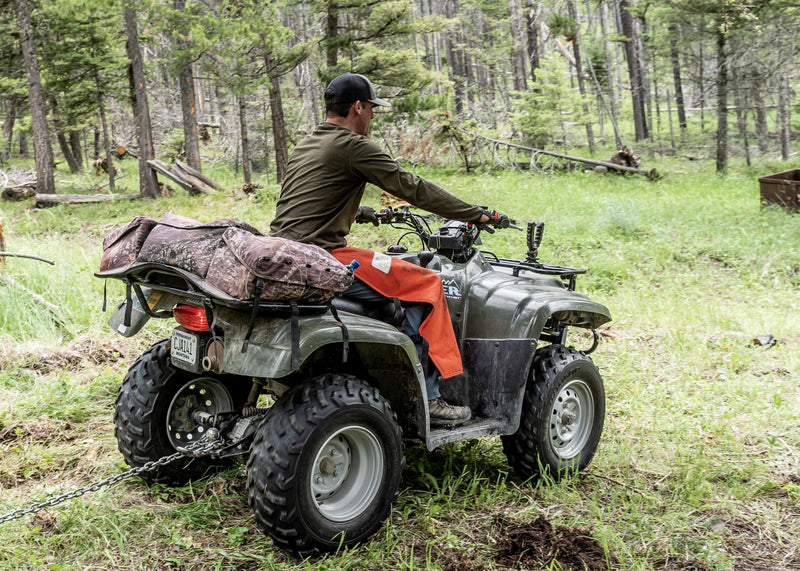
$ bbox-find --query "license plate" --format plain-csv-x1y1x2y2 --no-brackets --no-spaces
171,329,198,365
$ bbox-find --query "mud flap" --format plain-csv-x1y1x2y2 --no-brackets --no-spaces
442,339,537,427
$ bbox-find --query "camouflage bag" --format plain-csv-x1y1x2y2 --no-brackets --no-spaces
135,214,262,278
205,227,353,304
127,213,352,303
99,216,158,271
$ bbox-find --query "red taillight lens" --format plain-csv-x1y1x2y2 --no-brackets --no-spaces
173,304,210,332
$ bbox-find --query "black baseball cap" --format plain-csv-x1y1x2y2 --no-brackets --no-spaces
325,73,390,107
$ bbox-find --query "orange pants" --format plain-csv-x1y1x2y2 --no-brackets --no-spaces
331,247,463,379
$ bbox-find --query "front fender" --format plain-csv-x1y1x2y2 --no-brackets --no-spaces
528,298,612,339
463,270,611,339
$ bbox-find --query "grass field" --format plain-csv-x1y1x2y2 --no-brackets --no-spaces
0,155,798,570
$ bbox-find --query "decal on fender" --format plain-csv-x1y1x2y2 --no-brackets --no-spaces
442,279,462,298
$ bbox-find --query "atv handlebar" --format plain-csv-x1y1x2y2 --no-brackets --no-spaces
368,206,521,262
373,206,519,230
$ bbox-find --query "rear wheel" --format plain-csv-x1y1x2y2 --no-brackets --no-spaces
502,344,605,480
246,374,404,555
114,339,250,485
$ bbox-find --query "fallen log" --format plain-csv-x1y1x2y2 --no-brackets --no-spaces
1,187,35,201
147,159,212,195
457,128,660,179
34,193,137,208
175,160,226,190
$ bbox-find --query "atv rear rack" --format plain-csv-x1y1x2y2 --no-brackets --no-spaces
96,262,331,317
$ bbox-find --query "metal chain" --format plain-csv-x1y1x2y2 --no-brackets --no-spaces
0,438,219,525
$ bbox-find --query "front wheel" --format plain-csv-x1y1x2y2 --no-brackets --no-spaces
502,344,605,480
246,374,404,555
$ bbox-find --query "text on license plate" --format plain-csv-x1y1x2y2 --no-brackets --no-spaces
171,329,198,364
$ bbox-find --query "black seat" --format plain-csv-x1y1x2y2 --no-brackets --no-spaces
331,296,404,327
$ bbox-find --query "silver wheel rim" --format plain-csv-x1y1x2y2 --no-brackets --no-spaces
549,378,594,459
166,378,234,448
310,425,385,523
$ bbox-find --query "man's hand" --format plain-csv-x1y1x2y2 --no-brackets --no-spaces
355,205,380,226
482,209,511,228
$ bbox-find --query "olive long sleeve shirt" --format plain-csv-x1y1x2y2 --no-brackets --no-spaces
269,123,483,250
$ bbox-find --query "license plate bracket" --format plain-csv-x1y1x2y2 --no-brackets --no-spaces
171,328,202,372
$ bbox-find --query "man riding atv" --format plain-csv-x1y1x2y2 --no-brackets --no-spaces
269,72,507,426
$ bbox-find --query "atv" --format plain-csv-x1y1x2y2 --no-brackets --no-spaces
97,207,611,555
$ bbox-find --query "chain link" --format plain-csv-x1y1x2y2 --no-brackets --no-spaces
0,439,219,525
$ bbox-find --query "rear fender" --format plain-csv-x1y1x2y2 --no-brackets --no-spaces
214,306,429,436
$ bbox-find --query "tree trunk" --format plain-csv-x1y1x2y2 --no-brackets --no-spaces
697,36,705,132
268,67,289,183
98,96,115,191
600,0,617,112
566,0,594,153
508,0,528,91
715,29,727,173
618,0,647,141
753,79,768,153
325,0,339,72
93,36,115,191
525,1,541,83
69,130,83,171
638,15,653,140
733,77,750,167
124,3,160,198
16,0,55,194
2,99,15,161
669,25,687,132
174,0,202,174
238,93,251,184
178,61,202,172
51,96,81,173
778,80,790,161
57,132,82,173
444,0,466,116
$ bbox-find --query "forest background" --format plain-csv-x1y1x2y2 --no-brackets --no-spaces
1,0,797,192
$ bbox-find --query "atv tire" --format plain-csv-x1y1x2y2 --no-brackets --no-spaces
246,374,404,555
502,344,605,480
114,339,251,485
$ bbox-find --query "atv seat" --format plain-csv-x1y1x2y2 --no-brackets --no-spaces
331,296,404,328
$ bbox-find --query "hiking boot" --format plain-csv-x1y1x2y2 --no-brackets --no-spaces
429,398,471,427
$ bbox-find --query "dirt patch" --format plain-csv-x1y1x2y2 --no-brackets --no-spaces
0,337,128,374
651,558,711,570
493,515,617,570
720,516,800,570
0,418,71,443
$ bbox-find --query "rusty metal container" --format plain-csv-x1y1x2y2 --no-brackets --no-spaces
758,169,800,211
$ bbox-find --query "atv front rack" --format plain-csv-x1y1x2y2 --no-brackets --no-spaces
482,254,586,291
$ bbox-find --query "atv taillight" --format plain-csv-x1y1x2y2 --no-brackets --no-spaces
173,304,210,332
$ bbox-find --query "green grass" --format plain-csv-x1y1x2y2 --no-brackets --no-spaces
1,155,799,570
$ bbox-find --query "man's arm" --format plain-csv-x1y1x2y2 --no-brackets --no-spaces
351,138,485,223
